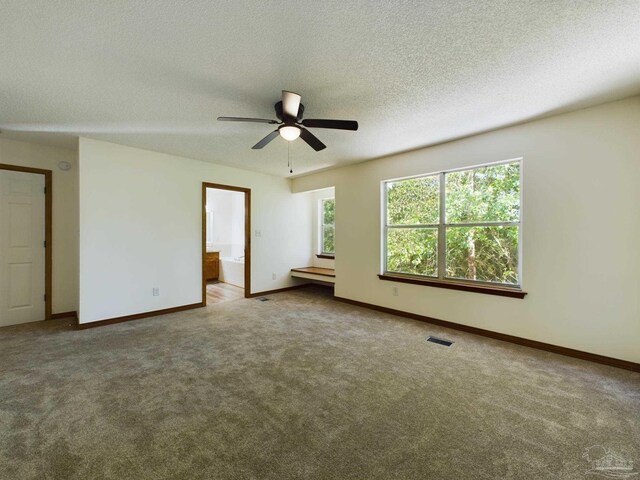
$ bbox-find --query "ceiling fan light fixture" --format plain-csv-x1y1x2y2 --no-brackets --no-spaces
279,125,301,141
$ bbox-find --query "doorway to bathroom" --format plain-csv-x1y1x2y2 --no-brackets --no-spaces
202,183,251,305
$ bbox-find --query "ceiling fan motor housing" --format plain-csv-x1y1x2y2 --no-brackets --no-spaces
275,101,304,122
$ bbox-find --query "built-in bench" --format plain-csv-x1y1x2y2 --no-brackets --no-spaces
290,267,336,284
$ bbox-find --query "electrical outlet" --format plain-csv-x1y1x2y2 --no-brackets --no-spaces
392,286,399,297
152,288,160,296
272,273,277,280
255,229,262,237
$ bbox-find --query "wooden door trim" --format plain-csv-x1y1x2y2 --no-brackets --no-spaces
202,182,251,303
0,163,52,320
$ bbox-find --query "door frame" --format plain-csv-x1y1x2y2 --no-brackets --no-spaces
202,182,251,303
0,163,52,320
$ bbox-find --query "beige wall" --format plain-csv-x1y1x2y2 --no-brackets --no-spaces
0,137,79,314
78,138,313,324
292,97,640,363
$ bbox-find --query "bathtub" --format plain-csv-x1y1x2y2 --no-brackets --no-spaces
219,256,245,288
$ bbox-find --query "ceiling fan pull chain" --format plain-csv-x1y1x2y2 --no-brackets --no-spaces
288,142,293,174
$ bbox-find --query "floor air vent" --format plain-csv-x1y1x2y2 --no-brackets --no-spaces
426,336,454,347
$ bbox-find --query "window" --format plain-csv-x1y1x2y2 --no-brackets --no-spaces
320,198,335,255
384,160,521,287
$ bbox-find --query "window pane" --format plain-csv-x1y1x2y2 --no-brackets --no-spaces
446,162,520,223
446,226,519,284
386,176,439,225
386,227,438,276
323,199,335,225
322,225,335,254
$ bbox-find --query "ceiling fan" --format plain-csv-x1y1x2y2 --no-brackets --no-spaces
217,91,358,151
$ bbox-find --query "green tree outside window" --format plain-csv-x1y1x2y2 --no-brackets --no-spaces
321,198,335,254
385,162,520,285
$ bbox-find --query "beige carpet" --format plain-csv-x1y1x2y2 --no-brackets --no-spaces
0,287,638,479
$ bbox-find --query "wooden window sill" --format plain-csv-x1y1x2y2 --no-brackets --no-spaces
378,274,527,299
316,254,335,259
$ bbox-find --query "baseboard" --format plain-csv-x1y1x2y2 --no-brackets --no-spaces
334,296,640,373
76,302,205,330
51,311,78,320
247,283,313,298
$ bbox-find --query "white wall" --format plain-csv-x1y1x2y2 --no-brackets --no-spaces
0,137,79,314
206,188,245,258
310,187,335,269
78,138,312,324
292,97,640,363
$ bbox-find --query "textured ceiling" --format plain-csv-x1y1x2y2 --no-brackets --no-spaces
1,1,639,177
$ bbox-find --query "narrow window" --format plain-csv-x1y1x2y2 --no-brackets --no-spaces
321,198,335,255
384,160,521,287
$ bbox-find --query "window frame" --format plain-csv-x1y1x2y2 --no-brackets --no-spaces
319,197,335,256
382,158,523,291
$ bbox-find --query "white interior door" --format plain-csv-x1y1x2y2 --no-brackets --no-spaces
0,170,46,327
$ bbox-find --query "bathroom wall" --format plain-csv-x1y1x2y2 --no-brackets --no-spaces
206,188,245,259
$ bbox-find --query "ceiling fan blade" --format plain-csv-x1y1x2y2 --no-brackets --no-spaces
301,119,358,131
218,116,278,124
299,128,326,151
282,91,301,119
252,130,280,149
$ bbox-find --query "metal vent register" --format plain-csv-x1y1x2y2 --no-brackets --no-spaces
426,336,454,347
